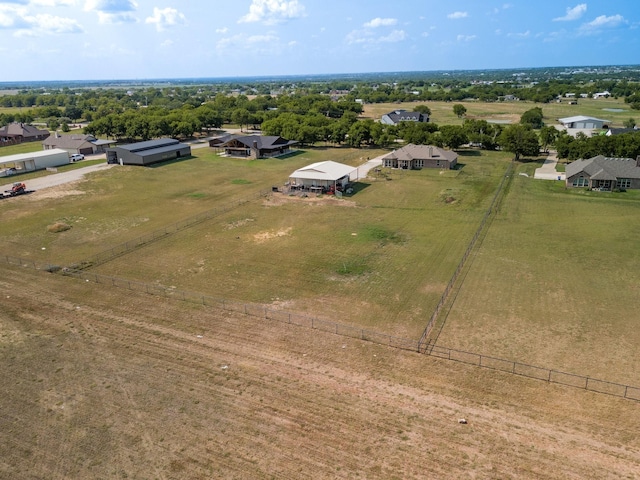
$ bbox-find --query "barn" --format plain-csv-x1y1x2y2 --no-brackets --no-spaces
0,149,70,177
106,138,191,166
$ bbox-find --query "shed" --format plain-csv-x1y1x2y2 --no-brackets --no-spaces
558,116,609,130
0,149,70,177
106,138,191,166
288,161,356,191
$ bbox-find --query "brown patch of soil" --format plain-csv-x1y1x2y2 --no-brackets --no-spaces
264,193,357,207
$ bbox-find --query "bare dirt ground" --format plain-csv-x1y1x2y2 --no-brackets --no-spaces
2,264,640,479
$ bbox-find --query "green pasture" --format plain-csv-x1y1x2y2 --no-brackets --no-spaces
0,141,43,157
0,146,509,338
363,98,635,127
436,171,640,384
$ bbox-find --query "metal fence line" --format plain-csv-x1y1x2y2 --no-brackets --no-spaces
418,161,514,351
2,255,638,403
69,189,270,270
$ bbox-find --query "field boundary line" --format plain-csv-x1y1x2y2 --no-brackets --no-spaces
418,161,514,351
68,189,270,270
2,257,639,403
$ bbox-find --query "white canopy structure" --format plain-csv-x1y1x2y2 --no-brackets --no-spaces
288,161,356,192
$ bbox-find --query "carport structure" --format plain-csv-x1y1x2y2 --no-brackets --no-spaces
288,161,356,193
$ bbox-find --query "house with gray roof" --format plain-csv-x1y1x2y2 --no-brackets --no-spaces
382,144,458,170
558,115,609,130
380,110,429,125
0,123,49,146
565,155,640,190
42,133,114,155
215,135,297,159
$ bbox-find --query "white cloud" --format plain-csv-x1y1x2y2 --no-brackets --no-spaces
215,27,228,34
145,7,186,32
239,0,305,25
553,4,587,22
84,0,138,23
364,17,397,28
16,17,82,36
585,14,624,29
456,34,476,42
346,28,406,45
30,0,77,6
448,11,468,20
508,30,530,38
160,39,173,47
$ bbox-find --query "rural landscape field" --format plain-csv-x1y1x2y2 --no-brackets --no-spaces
2,86,640,478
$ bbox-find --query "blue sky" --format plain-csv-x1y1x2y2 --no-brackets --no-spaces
0,0,638,81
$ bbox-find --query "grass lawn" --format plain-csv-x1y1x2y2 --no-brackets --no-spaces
0,146,510,338
436,169,640,384
362,97,635,128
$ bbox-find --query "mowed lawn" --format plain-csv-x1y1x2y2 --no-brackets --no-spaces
436,172,640,385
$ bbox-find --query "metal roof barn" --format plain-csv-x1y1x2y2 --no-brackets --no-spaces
0,148,70,177
106,138,192,166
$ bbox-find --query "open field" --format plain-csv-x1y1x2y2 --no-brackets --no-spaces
362,98,636,127
2,267,640,479
434,169,640,385
2,138,640,477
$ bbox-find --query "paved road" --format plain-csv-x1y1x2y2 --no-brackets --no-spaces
0,162,115,193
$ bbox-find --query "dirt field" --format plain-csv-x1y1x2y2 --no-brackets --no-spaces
2,265,640,479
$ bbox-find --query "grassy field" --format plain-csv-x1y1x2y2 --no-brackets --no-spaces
362,97,635,127
0,147,509,338
435,169,640,384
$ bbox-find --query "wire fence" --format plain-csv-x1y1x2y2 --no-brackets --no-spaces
69,190,270,270
2,255,639,402
417,161,514,350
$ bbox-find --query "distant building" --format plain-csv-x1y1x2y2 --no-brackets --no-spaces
0,149,69,176
380,110,429,125
106,138,191,166
558,116,609,130
593,91,611,99
211,135,297,159
0,123,49,146
42,133,114,155
382,144,458,170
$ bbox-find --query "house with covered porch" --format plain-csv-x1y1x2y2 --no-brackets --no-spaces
565,155,640,190
213,135,297,159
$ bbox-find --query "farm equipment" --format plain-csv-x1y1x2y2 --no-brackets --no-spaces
1,182,34,199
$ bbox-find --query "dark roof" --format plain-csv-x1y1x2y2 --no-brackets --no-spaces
132,143,190,158
222,135,297,150
0,122,49,138
566,155,640,180
115,138,180,153
382,110,428,124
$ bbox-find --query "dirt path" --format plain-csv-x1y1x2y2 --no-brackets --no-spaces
1,265,639,479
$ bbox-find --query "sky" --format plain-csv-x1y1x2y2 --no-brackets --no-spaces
0,0,638,81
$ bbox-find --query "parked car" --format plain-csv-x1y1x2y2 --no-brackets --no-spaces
70,153,85,162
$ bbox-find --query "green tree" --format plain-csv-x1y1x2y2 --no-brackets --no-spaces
438,125,468,149
539,125,558,152
498,124,540,161
520,107,544,129
231,108,252,132
453,104,467,118
623,118,636,129
413,104,432,116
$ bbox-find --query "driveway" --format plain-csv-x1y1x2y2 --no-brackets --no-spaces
1,162,115,194
534,150,566,181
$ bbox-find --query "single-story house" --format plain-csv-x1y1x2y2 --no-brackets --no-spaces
380,110,429,125
0,123,49,145
382,144,458,170
42,133,115,155
593,91,610,99
214,135,297,159
288,161,356,192
565,155,640,190
106,138,191,166
558,115,609,130
0,149,69,177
